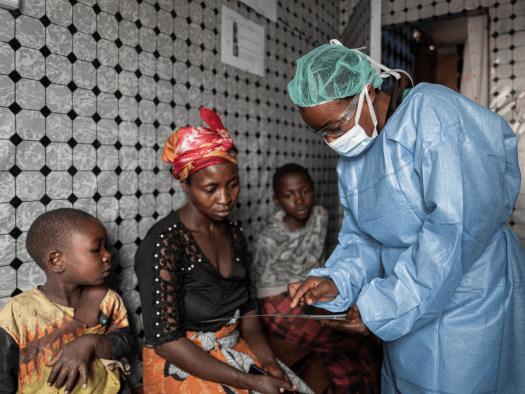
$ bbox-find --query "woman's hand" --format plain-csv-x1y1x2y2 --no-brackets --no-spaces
320,304,370,335
243,373,296,394
288,276,339,308
262,361,290,382
46,335,99,393
239,310,292,386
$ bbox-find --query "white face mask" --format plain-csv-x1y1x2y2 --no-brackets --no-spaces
326,84,378,157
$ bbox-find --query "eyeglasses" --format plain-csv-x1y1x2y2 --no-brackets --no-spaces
308,93,360,137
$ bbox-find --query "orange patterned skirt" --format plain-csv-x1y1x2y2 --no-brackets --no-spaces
142,322,263,394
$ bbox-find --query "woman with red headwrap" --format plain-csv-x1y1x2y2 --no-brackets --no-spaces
134,108,313,394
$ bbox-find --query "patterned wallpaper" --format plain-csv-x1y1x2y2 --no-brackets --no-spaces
380,26,415,91
7,0,523,387
340,0,359,34
0,0,342,387
340,0,371,50
381,0,525,247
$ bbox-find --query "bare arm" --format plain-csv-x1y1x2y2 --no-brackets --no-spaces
155,337,245,387
240,310,288,381
154,336,294,394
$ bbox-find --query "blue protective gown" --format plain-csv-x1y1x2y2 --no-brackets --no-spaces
310,83,525,393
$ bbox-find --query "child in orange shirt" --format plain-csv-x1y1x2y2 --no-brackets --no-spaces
0,208,132,394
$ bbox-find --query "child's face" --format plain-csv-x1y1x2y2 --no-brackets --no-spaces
274,172,314,223
63,219,112,286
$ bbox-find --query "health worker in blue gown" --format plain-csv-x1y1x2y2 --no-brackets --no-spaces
286,39,525,393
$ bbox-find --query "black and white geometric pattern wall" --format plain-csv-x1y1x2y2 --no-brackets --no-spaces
380,26,415,91
381,0,525,245
382,0,525,126
340,0,359,34
341,0,372,49
0,0,343,387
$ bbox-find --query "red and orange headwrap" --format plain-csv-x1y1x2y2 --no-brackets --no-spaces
161,108,238,181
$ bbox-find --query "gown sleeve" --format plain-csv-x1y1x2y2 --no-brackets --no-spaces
356,104,520,341
309,183,383,312
135,228,187,346
316,206,329,264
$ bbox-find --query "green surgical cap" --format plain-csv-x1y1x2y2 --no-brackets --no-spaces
287,44,383,107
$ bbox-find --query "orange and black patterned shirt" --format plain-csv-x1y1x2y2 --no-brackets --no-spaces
0,287,132,394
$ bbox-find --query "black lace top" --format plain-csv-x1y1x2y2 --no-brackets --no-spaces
134,210,258,347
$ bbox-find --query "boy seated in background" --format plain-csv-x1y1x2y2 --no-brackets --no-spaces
0,208,133,394
251,163,382,394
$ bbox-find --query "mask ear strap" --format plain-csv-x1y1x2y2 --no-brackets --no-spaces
364,86,378,138
353,47,414,87
354,86,367,125
385,68,414,87
364,86,377,129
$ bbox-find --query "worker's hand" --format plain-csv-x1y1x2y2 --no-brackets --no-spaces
288,276,339,308
320,304,370,335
